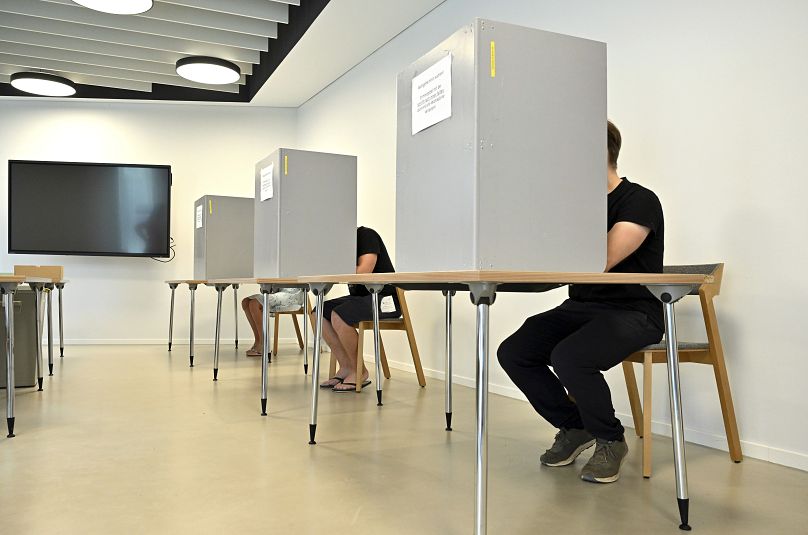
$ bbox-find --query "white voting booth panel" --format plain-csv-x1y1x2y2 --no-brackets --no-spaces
253,149,357,278
194,195,254,280
396,19,607,272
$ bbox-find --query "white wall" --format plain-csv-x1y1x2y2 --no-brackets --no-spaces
296,0,808,471
0,100,298,345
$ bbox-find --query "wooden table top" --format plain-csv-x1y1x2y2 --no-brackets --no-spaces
297,271,712,286
165,279,208,285
1,275,53,284
206,278,307,286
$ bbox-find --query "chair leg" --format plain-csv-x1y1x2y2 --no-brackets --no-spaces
642,351,653,478
380,337,391,379
356,324,365,392
273,314,280,357
329,353,337,379
292,314,304,350
404,320,426,387
711,350,743,462
622,361,644,437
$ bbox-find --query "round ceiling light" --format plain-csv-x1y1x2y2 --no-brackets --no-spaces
71,0,154,15
10,72,77,97
176,56,241,85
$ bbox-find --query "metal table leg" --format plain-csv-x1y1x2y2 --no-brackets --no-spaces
647,285,694,531
366,285,385,405
469,283,497,535
303,291,309,375
188,284,198,367
168,283,178,351
32,285,44,391
56,283,64,358
46,285,54,376
233,284,239,349
2,285,17,438
260,288,270,415
308,284,332,444
213,286,224,381
444,290,455,430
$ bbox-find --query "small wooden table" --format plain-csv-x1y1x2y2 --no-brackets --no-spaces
299,271,711,534
1,275,51,438
207,278,311,416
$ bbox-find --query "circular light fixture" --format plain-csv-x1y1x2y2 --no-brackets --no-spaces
71,0,153,15
176,56,241,85
10,72,77,97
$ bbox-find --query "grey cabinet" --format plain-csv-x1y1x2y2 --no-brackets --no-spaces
194,195,254,280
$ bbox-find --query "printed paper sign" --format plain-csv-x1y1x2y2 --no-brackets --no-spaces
260,163,274,202
411,54,452,135
195,205,203,229
380,296,396,314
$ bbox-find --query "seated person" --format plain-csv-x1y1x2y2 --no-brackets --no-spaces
497,121,664,484
318,226,400,392
242,288,305,356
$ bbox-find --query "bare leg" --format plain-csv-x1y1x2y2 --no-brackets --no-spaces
247,300,264,355
242,298,260,353
331,313,368,392
319,315,350,386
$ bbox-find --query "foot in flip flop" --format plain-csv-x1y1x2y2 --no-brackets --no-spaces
333,374,371,392
246,345,261,357
319,376,344,388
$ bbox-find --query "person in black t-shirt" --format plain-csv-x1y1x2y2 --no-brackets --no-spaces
497,121,665,484
318,226,400,392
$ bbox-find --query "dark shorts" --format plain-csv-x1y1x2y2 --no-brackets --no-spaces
318,294,401,326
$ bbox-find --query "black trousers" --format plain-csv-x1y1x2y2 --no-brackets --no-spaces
497,299,663,441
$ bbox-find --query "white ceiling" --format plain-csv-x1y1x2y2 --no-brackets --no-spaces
251,0,445,107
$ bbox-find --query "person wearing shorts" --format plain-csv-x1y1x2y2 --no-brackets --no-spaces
242,288,305,356
318,226,400,392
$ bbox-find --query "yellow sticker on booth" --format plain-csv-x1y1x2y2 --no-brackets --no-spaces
284,155,288,175
208,199,212,214
490,41,496,77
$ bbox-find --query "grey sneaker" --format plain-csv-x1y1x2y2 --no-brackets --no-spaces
580,438,629,483
540,428,596,467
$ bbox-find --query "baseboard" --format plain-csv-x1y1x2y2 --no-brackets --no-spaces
57,338,302,346
368,355,808,473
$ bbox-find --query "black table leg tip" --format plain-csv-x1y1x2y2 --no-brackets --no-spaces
309,424,317,444
376,391,383,406
235,342,239,349
304,364,309,375
213,369,218,381
445,412,453,431
168,344,172,351
678,498,690,531
48,364,53,376
261,398,267,416
267,353,272,363
6,418,14,438
60,350,64,357
37,378,43,391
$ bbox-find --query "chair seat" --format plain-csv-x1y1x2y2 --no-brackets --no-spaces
643,341,709,351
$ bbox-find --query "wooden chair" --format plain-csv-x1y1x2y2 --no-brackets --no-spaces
622,263,741,478
329,288,426,392
272,294,314,357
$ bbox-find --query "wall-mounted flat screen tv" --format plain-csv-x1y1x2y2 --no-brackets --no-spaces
8,160,172,257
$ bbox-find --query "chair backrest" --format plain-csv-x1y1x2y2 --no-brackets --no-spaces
395,287,412,323
662,264,723,296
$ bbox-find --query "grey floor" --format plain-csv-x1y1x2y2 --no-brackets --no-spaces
1,343,806,534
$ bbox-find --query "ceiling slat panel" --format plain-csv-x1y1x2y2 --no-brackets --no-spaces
40,0,284,34
0,65,153,92
158,0,289,22
0,32,253,74
0,14,262,63
0,54,244,90
0,1,273,50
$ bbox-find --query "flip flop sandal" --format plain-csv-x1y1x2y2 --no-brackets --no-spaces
246,350,261,357
319,377,343,388
333,379,372,393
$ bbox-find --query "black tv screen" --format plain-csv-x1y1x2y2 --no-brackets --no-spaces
8,160,172,257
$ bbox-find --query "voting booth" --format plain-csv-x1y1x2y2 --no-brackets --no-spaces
193,195,254,280
396,19,607,272
253,148,357,278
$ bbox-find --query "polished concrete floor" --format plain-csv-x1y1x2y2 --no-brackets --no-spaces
1,343,806,534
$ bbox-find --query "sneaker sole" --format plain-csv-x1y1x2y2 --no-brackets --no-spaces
541,439,596,467
580,451,627,483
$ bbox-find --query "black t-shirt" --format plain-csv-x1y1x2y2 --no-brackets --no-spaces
349,226,396,297
569,178,665,330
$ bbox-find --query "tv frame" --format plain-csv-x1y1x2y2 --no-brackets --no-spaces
8,159,173,258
